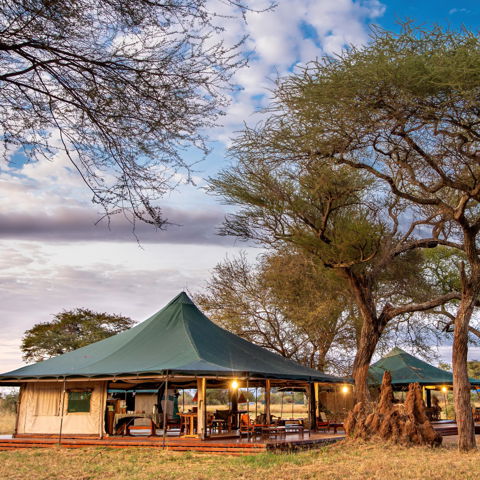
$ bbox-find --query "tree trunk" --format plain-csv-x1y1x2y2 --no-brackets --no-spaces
453,284,478,451
345,269,384,404
352,321,382,403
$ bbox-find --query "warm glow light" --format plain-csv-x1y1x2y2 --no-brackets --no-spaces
342,386,349,394
441,386,448,393
231,380,239,390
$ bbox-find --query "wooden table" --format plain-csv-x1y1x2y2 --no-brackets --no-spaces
284,423,305,438
113,413,156,436
329,423,344,434
179,412,197,437
261,426,286,438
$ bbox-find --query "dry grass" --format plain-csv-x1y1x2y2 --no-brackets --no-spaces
1,440,480,480
0,412,15,434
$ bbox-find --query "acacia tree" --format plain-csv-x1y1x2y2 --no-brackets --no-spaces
195,249,357,371
21,308,134,362
261,248,356,371
0,0,265,226
212,152,458,403
272,24,480,450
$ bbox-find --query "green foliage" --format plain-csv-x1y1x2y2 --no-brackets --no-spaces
212,158,383,273
468,361,480,379
0,392,18,413
211,23,471,392
438,360,480,380
206,390,229,405
422,248,464,295
21,308,134,363
438,362,452,372
276,22,480,231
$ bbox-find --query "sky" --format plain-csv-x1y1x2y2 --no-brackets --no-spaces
1,0,479,374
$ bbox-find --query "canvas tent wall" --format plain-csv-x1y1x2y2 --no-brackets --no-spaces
16,381,106,435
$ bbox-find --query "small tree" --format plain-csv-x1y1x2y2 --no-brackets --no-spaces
21,308,134,362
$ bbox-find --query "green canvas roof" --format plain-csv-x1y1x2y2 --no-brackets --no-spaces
368,347,480,387
0,292,346,384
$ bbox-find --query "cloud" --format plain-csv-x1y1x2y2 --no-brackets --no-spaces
0,0,387,373
205,0,386,142
0,205,231,245
449,8,468,14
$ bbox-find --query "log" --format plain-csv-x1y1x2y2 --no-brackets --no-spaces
344,371,442,447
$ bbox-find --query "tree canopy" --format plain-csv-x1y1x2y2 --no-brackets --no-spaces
0,0,261,227
227,22,480,451
21,308,134,362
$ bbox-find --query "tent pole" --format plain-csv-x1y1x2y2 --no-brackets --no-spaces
13,384,24,437
196,377,206,440
255,387,258,420
246,377,250,442
265,379,271,425
280,389,284,418
291,390,294,419
99,381,106,439
58,377,66,445
162,374,169,448
309,382,317,432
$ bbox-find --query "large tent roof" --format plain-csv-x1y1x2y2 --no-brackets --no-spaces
368,347,480,387
0,292,346,384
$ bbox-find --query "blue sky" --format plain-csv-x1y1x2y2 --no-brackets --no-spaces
0,0,479,373
381,1,478,30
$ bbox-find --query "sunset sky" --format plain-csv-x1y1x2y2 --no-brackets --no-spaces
0,0,478,373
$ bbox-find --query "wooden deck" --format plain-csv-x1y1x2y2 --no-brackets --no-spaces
0,432,345,455
0,422,471,454
431,421,480,437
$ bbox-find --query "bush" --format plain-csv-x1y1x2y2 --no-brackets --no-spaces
0,392,18,414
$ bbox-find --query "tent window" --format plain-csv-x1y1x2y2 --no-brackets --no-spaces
67,391,92,413
34,385,61,416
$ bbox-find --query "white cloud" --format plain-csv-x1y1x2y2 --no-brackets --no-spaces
206,0,385,142
449,8,468,15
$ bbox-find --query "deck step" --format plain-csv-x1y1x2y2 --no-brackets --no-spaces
0,434,342,454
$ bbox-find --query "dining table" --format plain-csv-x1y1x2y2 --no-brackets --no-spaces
179,412,197,437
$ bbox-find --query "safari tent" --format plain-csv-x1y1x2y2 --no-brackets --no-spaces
0,292,349,439
368,347,480,387
368,347,480,410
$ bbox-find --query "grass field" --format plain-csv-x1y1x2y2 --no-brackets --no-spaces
0,412,15,434
1,441,479,480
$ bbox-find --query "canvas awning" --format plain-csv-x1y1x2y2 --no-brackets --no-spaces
0,292,348,385
368,347,480,387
